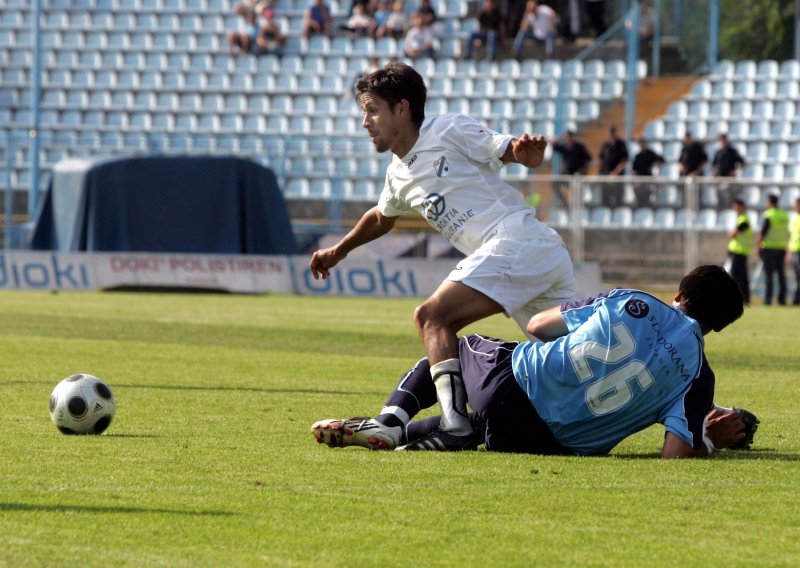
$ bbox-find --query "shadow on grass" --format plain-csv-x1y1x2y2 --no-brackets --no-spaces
610,449,799,461
113,384,370,396
7,381,370,397
0,502,234,516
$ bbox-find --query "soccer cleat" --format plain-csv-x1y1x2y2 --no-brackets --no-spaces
310,417,400,451
395,429,479,452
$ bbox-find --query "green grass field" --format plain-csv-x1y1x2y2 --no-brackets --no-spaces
1,289,798,566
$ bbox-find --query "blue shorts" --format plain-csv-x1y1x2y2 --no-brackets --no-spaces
407,334,570,454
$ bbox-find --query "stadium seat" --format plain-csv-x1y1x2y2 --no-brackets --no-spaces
735,60,757,78
756,60,779,79
611,207,633,227
653,208,676,229
632,208,654,228
588,207,612,227
716,209,737,231
779,59,800,78
697,209,718,230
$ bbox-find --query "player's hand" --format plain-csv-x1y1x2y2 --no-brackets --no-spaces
511,134,547,169
309,247,343,280
704,408,746,449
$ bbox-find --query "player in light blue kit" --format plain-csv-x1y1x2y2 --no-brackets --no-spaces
312,265,756,457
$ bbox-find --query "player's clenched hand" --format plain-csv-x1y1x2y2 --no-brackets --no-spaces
309,247,344,280
511,134,548,169
704,408,746,449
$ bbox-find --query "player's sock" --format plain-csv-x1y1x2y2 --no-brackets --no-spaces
713,403,733,412
431,358,472,436
376,356,436,429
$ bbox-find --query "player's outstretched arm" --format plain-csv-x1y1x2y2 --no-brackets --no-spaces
502,134,547,169
661,432,707,458
309,206,398,279
525,305,568,342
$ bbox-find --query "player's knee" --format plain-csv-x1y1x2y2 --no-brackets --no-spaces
413,301,444,332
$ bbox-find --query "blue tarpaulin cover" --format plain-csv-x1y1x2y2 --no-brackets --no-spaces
31,155,296,254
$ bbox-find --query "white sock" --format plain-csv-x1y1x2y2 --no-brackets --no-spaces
430,358,471,436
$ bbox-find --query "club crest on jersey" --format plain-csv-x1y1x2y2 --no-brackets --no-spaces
433,156,451,178
422,193,446,221
624,298,649,318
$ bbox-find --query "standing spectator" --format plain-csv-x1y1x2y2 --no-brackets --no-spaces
631,137,664,208
555,0,581,43
465,0,505,61
550,129,592,208
302,0,333,38
757,193,790,306
711,134,745,177
380,0,408,39
512,0,558,60
227,3,261,56
678,131,707,177
727,198,754,303
584,0,607,37
789,197,800,305
711,133,745,208
404,11,436,59
598,125,628,208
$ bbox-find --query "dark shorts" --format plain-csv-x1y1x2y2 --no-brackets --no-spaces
407,335,571,454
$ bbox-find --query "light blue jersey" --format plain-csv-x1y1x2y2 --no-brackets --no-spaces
512,290,706,455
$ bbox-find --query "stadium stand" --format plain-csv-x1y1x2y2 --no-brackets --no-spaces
2,1,798,239
0,0,627,212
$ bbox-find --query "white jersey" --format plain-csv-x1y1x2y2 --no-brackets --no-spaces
377,114,555,255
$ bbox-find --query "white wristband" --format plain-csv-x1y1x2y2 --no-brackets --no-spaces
703,434,717,454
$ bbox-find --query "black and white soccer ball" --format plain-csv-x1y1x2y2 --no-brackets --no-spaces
49,374,116,435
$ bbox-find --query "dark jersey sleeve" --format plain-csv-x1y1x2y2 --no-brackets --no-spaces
561,290,614,311
681,354,716,450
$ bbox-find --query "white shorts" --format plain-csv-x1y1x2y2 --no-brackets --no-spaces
446,228,576,339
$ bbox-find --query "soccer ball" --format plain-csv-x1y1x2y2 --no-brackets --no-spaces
49,374,116,435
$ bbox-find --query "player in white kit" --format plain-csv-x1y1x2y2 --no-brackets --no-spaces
309,62,575,450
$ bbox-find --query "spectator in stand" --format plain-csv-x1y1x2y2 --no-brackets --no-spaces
404,11,436,59
711,134,745,177
598,125,629,209
415,0,438,27
678,131,707,177
465,0,505,61
512,0,558,60
554,0,581,43
256,8,286,55
584,0,607,37
340,2,375,36
302,0,333,37
370,0,392,38
550,129,592,208
227,3,261,56
380,0,408,39
631,137,665,208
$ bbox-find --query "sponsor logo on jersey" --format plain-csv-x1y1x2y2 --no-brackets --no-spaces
433,155,451,178
423,193,447,221
406,154,418,167
624,298,649,318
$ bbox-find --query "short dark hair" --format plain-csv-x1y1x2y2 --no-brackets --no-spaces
679,265,746,332
355,62,427,127
767,193,779,206
733,197,745,207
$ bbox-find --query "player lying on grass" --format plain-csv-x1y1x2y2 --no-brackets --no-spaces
312,265,759,457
